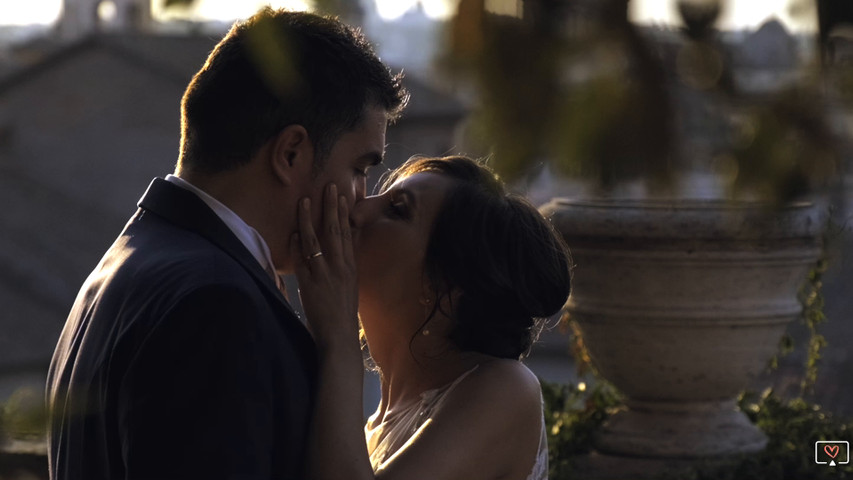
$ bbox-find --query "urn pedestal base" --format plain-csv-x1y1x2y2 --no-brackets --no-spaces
570,451,740,480
595,399,767,457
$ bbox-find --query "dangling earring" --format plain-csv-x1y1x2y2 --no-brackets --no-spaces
420,294,433,335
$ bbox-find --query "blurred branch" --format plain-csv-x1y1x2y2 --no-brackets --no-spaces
817,0,853,66
447,0,675,188
446,0,843,202
162,0,194,8
310,0,354,17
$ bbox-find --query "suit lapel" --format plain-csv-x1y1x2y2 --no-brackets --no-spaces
137,178,301,321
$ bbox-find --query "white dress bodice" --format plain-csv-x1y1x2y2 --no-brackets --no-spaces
364,365,548,480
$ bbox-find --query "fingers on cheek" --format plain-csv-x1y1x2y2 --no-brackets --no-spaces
338,197,348,221
300,198,312,228
307,234,321,254
290,233,307,275
328,221,341,236
324,184,338,223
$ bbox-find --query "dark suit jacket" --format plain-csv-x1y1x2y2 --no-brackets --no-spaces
47,178,317,480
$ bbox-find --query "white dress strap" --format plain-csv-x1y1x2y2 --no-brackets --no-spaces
526,401,549,480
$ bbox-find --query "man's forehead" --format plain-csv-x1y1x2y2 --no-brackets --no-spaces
363,104,390,124
356,151,384,166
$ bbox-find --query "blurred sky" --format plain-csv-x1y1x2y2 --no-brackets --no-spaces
0,0,818,32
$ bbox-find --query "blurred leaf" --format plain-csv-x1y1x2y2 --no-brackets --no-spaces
450,0,486,60
310,0,350,17
677,0,722,40
788,0,816,19
443,0,843,202
162,0,195,8
447,3,676,189
732,88,838,204
2,387,47,440
244,14,304,101
448,8,563,181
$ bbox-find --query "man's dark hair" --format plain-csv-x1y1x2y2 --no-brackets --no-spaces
178,7,408,173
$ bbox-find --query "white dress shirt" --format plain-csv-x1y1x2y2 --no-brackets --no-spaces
165,174,286,293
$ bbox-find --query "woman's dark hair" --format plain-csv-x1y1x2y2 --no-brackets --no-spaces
382,156,573,359
179,7,409,174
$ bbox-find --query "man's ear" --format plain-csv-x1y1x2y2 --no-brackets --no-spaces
269,124,313,186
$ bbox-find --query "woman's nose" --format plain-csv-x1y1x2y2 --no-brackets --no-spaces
350,194,383,229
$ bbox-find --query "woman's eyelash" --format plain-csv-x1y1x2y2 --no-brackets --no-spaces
386,198,410,219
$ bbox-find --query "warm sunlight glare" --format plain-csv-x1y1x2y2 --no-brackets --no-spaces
374,0,455,20
0,0,62,25
153,0,312,22
0,0,817,31
631,0,817,32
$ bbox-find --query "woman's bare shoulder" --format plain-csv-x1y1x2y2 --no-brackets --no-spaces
445,358,543,422
470,358,542,396
373,359,544,480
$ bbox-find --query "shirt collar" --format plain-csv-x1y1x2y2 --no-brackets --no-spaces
165,174,284,290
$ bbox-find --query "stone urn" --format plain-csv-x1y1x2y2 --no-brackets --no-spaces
539,198,825,458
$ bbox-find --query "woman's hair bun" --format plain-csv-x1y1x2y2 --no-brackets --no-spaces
386,156,573,359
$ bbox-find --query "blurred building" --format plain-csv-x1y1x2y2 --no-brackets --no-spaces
57,0,154,40
363,1,446,78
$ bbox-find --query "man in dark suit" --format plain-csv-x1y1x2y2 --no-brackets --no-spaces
46,8,408,480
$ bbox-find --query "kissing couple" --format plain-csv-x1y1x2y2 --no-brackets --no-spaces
47,7,572,480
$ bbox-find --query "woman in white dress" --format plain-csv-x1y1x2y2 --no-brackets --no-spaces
292,155,572,480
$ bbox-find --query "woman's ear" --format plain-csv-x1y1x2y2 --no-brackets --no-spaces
269,124,314,186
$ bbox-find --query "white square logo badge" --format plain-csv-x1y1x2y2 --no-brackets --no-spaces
815,441,849,466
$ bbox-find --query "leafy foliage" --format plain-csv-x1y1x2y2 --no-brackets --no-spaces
0,388,46,441
767,212,840,394
729,89,839,204
541,380,622,480
727,390,853,479
161,0,194,8
799,256,830,394
541,383,853,480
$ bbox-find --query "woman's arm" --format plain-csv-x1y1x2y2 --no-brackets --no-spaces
291,185,375,480
307,337,373,480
